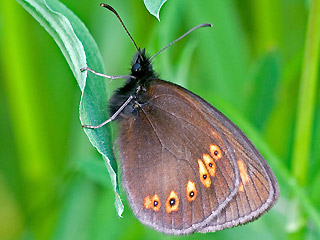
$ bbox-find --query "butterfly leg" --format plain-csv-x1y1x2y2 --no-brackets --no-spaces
80,67,134,80
82,95,134,129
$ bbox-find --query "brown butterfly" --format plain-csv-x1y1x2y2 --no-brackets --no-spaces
82,3,279,235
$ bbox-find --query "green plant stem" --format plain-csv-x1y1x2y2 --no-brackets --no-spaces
290,0,320,238
292,0,320,187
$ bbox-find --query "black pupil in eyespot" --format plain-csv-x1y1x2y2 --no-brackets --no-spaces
214,151,218,155
189,191,194,198
169,198,175,206
203,174,207,179
154,201,158,207
132,63,140,71
209,163,213,167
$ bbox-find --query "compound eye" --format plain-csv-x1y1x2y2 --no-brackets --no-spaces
132,63,141,72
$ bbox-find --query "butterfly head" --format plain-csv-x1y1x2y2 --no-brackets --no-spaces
131,49,156,81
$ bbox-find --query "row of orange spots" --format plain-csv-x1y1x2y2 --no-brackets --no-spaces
197,144,222,188
142,145,223,213
237,160,250,192
143,181,198,213
144,191,180,213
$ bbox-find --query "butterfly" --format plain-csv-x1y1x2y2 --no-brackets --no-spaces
81,3,279,235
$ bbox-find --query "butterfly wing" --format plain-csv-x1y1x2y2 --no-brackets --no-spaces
117,79,240,234
170,81,279,232
117,79,278,235
199,132,279,232
182,87,279,232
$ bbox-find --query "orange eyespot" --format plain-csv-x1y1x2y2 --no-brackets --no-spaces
197,159,211,188
151,194,161,212
237,160,250,185
144,194,161,211
202,154,216,177
210,144,222,160
166,191,179,213
186,180,197,202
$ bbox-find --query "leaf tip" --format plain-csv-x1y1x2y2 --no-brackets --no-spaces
144,0,167,21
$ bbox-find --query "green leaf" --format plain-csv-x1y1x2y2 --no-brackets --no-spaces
17,0,123,216
77,157,111,187
144,0,167,20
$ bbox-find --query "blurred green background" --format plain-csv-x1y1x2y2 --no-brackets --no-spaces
1,0,320,239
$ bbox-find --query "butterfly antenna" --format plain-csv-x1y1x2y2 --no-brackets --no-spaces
100,3,142,57
150,23,213,61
